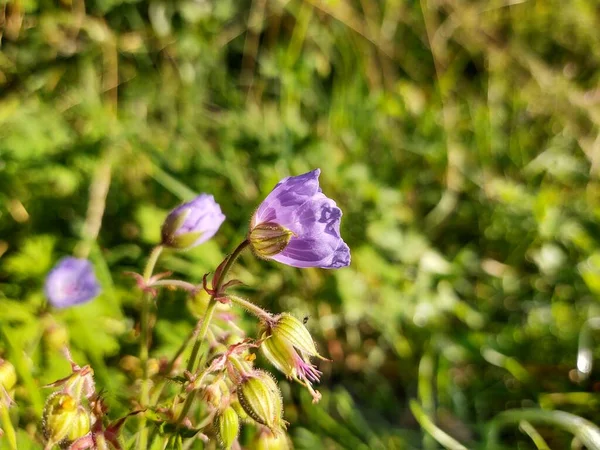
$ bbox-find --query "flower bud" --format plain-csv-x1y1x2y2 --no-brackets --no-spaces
0,359,16,392
260,314,326,403
270,314,320,358
230,398,249,422
66,407,91,444
249,222,294,258
253,428,292,450
237,370,284,432
161,194,225,250
43,393,90,446
261,335,295,376
215,406,240,450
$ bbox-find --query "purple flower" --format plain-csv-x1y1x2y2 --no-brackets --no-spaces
44,258,101,309
161,194,226,249
249,169,350,269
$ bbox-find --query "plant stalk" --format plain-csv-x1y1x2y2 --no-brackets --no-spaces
137,245,163,450
175,240,249,426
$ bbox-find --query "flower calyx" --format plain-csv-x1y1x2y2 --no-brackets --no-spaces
259,313,328,403
248,222,294,258
45,350,96,403
236,370,286,434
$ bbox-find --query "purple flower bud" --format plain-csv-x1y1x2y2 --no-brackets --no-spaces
161,194,226,249
44,258,101,309
250,169,350,269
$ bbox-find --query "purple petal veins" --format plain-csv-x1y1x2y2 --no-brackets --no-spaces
252,169,351,269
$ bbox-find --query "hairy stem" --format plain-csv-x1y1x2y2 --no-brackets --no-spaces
138,245,163,450
186,240,250,374
228,294,271,321
175,240,250,426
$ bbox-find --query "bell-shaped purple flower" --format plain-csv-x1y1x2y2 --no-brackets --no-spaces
44,258,101,309
161,194,226,249
249,169,350,269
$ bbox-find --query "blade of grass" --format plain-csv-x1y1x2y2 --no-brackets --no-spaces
487,409,600,450
409,400,469,450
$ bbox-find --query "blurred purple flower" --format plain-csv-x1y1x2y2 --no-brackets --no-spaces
250,169,350,269
161,194,226,249
44,257,101,309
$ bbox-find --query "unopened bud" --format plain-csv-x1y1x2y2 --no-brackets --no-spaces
253,428,292,450
249,223,293,258
43,393,90,446
215,406,240,450
66,407,91,443
237,370,284,432
230,398,249,422
161,195,225,250
0,359,17,392
260,315,324,402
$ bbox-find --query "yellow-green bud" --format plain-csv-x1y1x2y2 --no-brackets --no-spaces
215,406,240,450
249,223,293,258
0,359,17,392
261,335,296,377
66,407,91,443
43,393,89,446
237,370,284,432
253,429,291,450
231,398,250,422
271,314,320,358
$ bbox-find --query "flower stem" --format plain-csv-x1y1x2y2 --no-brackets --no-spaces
228,294,271,321
138,245,163,450
143,245,164,281
186,240,249,374
0,405,17,450
175,240,249,426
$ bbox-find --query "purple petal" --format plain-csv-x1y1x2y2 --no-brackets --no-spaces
44,257,101,308
252,169,321,227
252,169,351,269
163,194,226,248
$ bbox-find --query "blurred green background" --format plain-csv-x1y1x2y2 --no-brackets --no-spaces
2,0,600,448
